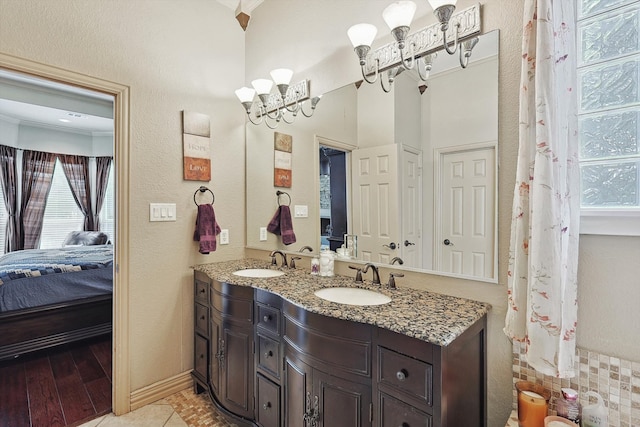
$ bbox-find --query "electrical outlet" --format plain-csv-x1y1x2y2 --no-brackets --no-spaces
220,229,229,245
294,205,308,218
260,227,267,241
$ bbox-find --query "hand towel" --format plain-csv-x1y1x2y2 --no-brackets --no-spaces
267,205,296,245
193,204,221,254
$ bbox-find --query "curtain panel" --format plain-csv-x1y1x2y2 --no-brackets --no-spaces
94,156,113,231
504,0,580,378
59,154,95,231
0,145,19,253
20,150,58,250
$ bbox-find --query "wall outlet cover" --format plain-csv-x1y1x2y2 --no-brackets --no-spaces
260,227,267,241
220,229,229,245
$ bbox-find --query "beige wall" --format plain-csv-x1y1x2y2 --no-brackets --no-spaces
0,0,247,393
245,1,640,426
1,1,638,426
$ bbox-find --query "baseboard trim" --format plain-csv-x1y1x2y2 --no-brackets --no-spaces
130,370,193,411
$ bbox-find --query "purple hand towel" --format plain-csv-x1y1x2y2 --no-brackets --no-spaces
267,205,296,245
193,204,221,254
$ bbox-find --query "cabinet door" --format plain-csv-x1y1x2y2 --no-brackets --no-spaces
209,314,222,395
220,320,254,419
314,369,372,427
284,355,312,427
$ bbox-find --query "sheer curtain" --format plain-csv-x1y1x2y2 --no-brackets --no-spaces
59,154,95,231
0,145,19,253
504,0,580,378
20,150,58,249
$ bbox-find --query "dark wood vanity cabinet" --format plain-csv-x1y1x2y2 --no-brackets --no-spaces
193,271,486,427
282,301,373,427
193,271,255,421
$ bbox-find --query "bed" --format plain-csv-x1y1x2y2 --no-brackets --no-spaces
0,244,113,361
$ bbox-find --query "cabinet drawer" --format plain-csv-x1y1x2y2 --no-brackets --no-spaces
257,333,280,379
256,303,280,336
195,303,209,335
378,346,433,406
379,392,432,427
256,374,280,427
195,279,209,303
211,289,253,323
194,334,209,380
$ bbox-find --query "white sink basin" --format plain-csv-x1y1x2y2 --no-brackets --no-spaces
232,269,285,278
314,287,391,306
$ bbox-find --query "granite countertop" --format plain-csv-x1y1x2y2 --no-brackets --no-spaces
193,258,491,347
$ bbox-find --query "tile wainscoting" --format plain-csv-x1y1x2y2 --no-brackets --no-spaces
511,341,640,427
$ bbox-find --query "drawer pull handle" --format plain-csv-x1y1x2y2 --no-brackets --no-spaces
264,350,273,358
396,369,408,381
398,423,409,427
200,315,205,320
199,288,205,294
263,315,271,322
263,402,271,410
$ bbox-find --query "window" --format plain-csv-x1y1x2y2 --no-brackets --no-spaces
99,165,115,244
577,0,640,235
40,159,84,248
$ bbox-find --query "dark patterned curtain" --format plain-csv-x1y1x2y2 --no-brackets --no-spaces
58,154,95,231
0,145,19,253
20,150,57,249
94,156,113,231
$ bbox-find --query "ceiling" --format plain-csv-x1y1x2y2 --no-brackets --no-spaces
0,69,114,135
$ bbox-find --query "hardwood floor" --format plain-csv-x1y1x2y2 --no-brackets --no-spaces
0,334,112,427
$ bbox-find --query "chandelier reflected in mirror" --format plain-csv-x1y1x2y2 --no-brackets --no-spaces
235,68,322,129
347,1,481,93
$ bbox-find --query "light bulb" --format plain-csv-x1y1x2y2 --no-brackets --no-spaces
347,23,378,48
235,87,255,103
251,78,274,95
382,1,417,30
270,68,294,85
427,0,457,10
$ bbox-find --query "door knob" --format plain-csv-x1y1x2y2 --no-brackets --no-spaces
404,240,415,247
443,239,454,246
383,242,397,250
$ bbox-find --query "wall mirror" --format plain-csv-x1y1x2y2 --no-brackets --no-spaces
246,30,499,283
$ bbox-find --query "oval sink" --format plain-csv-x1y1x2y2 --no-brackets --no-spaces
314,287,391,306
232,269,285,278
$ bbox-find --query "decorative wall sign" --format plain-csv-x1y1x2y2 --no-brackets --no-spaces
182,111,211,181
274,132,292,188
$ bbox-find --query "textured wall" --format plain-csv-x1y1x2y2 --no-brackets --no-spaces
0,0,247,393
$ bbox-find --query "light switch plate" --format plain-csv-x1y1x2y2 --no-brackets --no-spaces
219,229,229,245
259,227,267,241
294,205,308,218
149,203,176,222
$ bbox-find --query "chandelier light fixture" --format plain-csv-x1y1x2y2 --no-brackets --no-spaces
347,1,481,92
235,68,322,129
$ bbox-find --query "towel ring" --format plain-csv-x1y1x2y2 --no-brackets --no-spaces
276,190,291,206
194,186,215,206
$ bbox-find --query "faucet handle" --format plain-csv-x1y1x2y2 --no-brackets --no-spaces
348,265,363,283
387,272,404,289
290,256,302,269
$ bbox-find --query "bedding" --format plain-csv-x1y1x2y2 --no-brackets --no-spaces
0,245,113,312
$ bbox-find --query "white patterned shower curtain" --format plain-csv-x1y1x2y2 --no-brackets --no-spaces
504,0,580,378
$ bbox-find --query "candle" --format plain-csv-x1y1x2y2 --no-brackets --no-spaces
518,390,548,427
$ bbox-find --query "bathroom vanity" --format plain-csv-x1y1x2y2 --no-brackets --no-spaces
193,259,490,427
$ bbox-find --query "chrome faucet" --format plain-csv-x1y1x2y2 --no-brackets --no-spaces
362,263,381,285
299,246,314,253
269,250,288,268
390,257,404,265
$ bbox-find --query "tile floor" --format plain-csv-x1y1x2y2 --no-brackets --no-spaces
78,388,238,427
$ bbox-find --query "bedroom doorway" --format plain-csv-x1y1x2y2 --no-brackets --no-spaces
0,53,131,415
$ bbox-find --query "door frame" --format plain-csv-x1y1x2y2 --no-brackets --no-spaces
433,141,498,282
400,144,423,268
0,52,132,414
313,135,356,252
